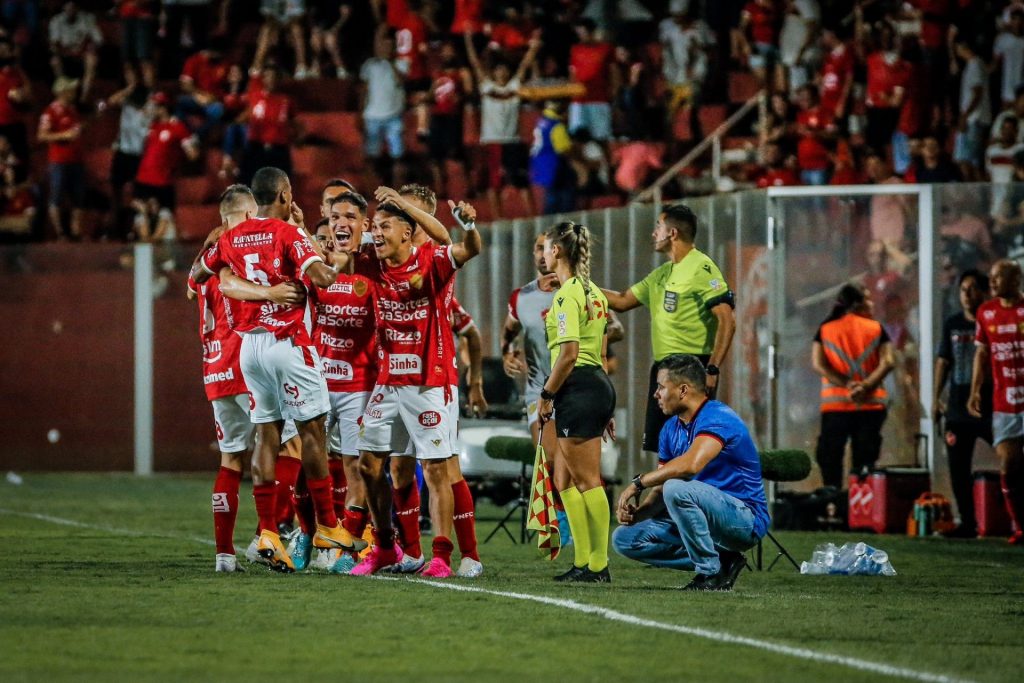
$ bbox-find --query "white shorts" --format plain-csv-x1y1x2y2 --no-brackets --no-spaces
993,411,1024,446
211,394,255,453
357,384,453,460
239,330,330,424
327,390,370,456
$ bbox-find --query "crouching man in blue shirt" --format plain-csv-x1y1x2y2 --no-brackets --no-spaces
613,354,769,591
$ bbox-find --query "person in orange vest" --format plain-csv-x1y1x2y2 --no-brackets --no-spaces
811,283,896,488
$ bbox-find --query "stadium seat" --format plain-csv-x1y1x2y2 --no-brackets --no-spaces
177,176,214,205
175,204,221,241
296,111,360,147
672,106,693,141
729,71,761,104
699,105,728,135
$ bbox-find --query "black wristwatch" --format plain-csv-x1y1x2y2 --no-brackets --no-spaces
705,363,720,376
631,473,646,492
541,388,556,401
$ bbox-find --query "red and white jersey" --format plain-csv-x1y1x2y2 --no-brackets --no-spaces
201,217,322,345
448,296,475,385
356,242,459,387
308,273,378,393
975,297,1024,414
187,273,247,401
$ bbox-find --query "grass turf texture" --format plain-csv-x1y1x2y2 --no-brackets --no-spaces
0,474,1020,683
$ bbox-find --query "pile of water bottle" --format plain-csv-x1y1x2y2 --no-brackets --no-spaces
799,542,897,576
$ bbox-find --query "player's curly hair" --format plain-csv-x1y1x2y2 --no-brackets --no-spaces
399,183,437,215
546,221,595,318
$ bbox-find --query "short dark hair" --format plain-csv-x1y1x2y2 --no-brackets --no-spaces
218,184,254,215
960,268,989,291
330,190,368,214
250,167,289,206
377,201,416,230
314,218,330,231
659,354,707,392
322,178,356,196
662,203,698,242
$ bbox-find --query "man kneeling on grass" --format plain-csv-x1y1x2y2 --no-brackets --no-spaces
613,354,769,591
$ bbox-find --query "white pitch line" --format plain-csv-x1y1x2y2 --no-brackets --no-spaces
407,578,974,683
0,508,976,683
0,508,215,546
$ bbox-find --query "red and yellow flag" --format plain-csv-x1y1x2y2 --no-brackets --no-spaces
526,434,560,561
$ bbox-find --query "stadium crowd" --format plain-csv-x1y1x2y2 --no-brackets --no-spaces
1,1,1024,243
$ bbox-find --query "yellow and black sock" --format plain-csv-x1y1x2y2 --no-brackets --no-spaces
559,486,591,568
581,487,610,572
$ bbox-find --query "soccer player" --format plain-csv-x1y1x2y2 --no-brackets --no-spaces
331,192,482,577
186,186,303,573
538,222,616,583
192,168,365,572
969,259,1024,544
319,177,357,221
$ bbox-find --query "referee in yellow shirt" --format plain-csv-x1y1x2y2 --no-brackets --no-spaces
538,221,616,584
603,203,736,452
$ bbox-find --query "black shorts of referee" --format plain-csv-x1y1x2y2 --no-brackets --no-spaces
642,355,709,451
554,365,616,439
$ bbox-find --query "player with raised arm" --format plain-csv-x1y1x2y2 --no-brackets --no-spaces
191,168,365,572
329,192,482,577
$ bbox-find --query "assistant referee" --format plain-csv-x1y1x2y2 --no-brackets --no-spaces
538,221,616,584
603,203,735,452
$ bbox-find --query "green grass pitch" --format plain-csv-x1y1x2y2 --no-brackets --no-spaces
0,473,1020,682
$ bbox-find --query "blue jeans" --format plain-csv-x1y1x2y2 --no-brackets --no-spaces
612,479,761,575
364,114,404,159
800,168,829,186
891,131,911,175
175,96,224,139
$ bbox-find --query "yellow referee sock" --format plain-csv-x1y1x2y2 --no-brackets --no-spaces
559,487,591,569
581,487,610,572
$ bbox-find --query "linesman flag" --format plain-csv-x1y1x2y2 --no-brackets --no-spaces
526,424,560,560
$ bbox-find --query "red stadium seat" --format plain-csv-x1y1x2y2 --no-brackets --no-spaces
177,176,214,205
296,111,361,147
728,72,761,104
699,105,728,135
175,204,221,241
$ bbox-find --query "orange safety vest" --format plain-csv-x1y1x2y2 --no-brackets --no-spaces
818,313,888,413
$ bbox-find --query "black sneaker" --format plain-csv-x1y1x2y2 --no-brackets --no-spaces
719,551,748,589
578,566,611,583
554,565,588,582
681,573,711,591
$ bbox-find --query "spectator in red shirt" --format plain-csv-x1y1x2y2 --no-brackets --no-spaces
794,84,834,185
0,37,31,183
735,0,782,90
175,42,228,139
756,141,801,187
116,1,157,90
239,63,297,184
861,21,908,156
817,28,854,121
394,2,430,139
133,91,198,217
892,42,926,175
38,77,84,240
450,0,483,35
568,18,617,142
907,0,953,122
428,40,472,197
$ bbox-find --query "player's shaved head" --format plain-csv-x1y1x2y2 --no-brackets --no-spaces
218,184,256,221
990,259,1023,299
251,167,290,207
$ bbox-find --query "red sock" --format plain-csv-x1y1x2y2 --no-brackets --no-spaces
329,459,348,519
275,456,302,527
291,474,317,536
212,467,242,554
1001,473,1023,534
393,483,422,558
451,479,479,561
308,475,340,528
432,536,454,566
253,482,277,534
343,506,369,537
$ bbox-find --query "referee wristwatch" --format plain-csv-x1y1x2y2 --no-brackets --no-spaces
540,388,556,401
705,363,720,376
631,473,646,492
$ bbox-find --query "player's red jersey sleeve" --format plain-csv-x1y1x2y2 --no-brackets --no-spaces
508,287,521,321
975,314,989,346
451,296,475,335
428,242,459,285
201,238,227,275
278,222,324,276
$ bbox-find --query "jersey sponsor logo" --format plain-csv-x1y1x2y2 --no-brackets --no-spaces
702,263,712,273
323,359,354,381
664,290,678,312
709,278,722,290
557,311,567,337
384,328,422,343
371,393,384,404
378,297,430,322
983,309,995,320
1007,386,1024,405
419,410,441,428
389,354,422,375
325,282,353,294
292,240,308,259
431,438,442,447
231,232,273,247
1002,366,1024,378
319,332,355,350
997,324,1018,334
211,492,230,513
367,408,383,419
284,383,300,400
203,339,223,363
204,367,236,385
316,303,370,328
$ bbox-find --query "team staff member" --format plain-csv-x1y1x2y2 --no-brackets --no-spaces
969,259,1024,545
934,269,992,538
538,222,616,584
602,203,735,452
613,354,768,591
811,283,895,488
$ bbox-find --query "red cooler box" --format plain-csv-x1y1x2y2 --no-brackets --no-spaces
848,468,931,534
974,471,1016,537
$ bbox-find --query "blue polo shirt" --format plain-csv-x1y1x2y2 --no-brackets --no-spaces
658,399,770,538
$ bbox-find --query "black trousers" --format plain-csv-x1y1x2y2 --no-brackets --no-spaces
642,355,710,452
815,409,887,488
943,420,993,531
